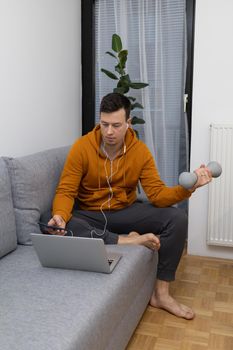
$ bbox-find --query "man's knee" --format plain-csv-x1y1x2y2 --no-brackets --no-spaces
168,208,188,235
173,207,188,224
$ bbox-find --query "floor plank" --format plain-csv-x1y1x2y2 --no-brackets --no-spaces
126,252,233,350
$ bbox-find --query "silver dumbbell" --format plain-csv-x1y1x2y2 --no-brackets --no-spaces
179,161,222,190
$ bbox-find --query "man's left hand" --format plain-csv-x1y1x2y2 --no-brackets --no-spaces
190,164,212,190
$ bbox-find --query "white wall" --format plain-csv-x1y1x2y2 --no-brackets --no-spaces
0,0,81,157
188,0,233,258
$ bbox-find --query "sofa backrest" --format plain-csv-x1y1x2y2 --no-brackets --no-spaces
4,146,70,245
0,158,17,258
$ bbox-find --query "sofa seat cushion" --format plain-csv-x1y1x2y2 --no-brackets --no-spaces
0,158,17,258
4,146,70,245
0,244,158,350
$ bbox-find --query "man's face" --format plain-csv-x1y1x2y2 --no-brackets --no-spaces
100,108,129,147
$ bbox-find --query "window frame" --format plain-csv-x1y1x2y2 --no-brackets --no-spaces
81,0,196,143
185,0,196,157
81,0,96,135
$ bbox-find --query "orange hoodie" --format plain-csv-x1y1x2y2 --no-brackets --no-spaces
52,126,192,222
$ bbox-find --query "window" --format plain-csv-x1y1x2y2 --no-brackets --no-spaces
82,0,196,187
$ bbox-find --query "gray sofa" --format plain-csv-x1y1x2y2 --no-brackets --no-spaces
0,146,158,350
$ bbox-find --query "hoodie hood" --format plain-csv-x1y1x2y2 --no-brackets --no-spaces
85,124,139,191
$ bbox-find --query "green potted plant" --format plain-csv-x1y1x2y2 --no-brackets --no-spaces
101,34,149,137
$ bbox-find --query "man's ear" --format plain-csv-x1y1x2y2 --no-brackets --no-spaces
127,117,132,128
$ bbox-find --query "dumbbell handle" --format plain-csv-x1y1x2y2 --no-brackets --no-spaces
179,161,222,190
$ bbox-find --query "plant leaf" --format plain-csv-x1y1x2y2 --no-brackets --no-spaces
115,84,129,94
117,75,130,93
118,74,131,87
122,74,131,84
115,64,125,76
118,49,128,60
105,51,117,59
101,68,118,80
131,116,145,125
118,50,128,69
127,96,136,102
129,82,149,89
131,102,143,110
112,34,122,53
124,86,130,93
113,87,127,94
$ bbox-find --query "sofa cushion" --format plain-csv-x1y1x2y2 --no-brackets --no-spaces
0,244,157,350
4,146,70,245
0,158,17,258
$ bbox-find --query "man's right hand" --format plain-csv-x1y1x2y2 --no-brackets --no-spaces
47,215,66,235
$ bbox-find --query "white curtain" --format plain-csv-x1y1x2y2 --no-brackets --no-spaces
95,0,188,187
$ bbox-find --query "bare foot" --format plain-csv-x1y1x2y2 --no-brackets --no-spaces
150,291,195,320
118,231,160,250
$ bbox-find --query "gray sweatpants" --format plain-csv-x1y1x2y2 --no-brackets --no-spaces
41,201,188,281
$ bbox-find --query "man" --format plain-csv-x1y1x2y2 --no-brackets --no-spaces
43,93,211,320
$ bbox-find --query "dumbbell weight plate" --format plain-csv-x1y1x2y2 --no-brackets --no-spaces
178,172,197,190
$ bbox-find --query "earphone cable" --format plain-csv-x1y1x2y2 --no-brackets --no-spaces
91,152,124,238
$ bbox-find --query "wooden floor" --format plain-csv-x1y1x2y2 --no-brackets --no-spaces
126,252,233,350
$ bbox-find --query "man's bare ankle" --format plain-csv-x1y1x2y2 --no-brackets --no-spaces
150,279,195,319
155,279,170,296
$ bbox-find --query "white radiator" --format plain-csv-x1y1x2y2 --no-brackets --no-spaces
207,124,233,247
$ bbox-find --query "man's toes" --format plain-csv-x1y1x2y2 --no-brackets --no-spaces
182,310,194,320
180,305,195,319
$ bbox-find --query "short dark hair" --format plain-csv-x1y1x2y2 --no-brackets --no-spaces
100,93,131,120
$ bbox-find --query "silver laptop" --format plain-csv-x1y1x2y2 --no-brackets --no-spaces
31,233,122,274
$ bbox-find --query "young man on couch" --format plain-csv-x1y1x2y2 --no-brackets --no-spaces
43,93,211,320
